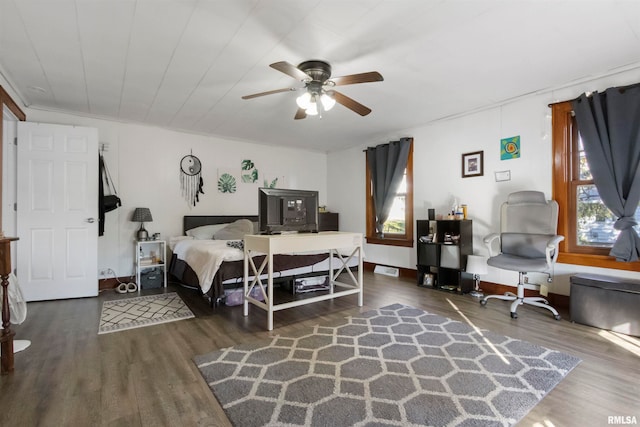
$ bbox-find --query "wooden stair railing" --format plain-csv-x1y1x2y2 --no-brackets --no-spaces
1,237,18,374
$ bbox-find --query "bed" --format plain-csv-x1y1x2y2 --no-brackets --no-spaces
168,215,359,305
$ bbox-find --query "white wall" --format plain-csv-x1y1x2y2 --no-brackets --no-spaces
22,109,328,278
328,68,640,296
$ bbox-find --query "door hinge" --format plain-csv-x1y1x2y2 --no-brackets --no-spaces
14,137,17,145
14,202,17,211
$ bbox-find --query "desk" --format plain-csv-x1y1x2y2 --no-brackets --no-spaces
243,232,363,330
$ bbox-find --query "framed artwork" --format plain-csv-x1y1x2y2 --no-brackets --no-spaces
500,135,521,160
462,151,484,178
423,273,434,287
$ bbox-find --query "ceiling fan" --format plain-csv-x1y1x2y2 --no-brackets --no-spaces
242,60,383,119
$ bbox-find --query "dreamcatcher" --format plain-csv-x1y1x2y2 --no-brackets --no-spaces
180,151,204,207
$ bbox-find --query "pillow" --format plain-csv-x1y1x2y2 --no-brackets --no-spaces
186,223,229,240
213,219,254,240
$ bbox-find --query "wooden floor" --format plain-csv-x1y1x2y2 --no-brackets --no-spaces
1,273,639,426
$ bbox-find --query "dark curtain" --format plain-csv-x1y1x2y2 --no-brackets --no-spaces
366,137,412,236
572,85,640,262
98,154,105,236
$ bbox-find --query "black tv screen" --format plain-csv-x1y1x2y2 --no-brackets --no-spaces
258,188,319,234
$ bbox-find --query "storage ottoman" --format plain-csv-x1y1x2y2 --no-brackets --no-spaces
570,273,640,337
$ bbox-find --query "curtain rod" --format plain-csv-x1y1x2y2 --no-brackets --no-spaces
548,81,640,107
362,137,413,152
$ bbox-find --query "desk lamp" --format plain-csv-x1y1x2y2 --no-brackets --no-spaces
132,208,153,241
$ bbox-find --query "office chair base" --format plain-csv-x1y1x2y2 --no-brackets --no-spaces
480,281,561,321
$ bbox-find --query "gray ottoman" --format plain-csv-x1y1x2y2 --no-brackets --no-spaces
570,273,640,337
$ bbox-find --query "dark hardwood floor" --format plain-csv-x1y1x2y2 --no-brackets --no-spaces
1,272,638,426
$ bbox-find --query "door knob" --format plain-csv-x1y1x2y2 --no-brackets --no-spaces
86,218,96,223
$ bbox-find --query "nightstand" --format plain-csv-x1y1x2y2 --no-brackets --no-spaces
135,240,167,289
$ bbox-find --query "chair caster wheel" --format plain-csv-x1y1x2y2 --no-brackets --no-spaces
510,312,518,319
480,300,487,306
554,315,561,321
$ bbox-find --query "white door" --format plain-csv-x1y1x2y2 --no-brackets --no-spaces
17,122,99,301
2,106,19,270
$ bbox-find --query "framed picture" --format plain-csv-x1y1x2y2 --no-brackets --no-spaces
423,273,434,287
462,151,484,178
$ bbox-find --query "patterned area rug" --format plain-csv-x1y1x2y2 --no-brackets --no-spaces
195,303,580,427
98,292,194,334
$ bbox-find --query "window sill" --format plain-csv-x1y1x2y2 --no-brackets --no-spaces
365,236,413,247
558,252,640,272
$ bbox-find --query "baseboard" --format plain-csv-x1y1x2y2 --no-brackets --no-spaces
99,277,132,291
363,261,415,280
363,262,569,310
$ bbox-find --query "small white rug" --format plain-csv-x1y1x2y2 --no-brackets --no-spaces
98,292,194,334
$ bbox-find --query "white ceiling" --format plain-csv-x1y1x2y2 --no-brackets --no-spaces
1,0,640,153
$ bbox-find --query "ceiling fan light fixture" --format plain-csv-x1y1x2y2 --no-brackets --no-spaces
320,92,335,111
306,98,319,116
296,92,312,109
305,102,318,116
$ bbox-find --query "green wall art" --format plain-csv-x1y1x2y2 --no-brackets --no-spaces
217,169,237,193
500,135,521,160
241,159,258,183
262,173,285,189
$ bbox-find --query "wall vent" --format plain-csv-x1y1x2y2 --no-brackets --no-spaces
373,265,399,277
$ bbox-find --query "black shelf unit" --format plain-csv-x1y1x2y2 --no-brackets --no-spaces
318,212,339,231
416,219,473,294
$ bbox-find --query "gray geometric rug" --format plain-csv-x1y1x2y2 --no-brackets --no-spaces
98,292,194,334
194,303,580,427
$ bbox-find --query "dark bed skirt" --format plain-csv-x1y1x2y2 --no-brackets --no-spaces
169,252,331,303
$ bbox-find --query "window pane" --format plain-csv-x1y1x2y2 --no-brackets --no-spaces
577,184,618,246
396,172,407,193
383,195,406,234
577,137,592,180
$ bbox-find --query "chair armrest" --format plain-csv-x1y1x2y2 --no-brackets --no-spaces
483,233,500,257
545,235,565,266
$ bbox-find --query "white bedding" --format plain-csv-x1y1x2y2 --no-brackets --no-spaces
172,239,244,294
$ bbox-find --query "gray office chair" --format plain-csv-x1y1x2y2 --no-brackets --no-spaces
480,191,564,320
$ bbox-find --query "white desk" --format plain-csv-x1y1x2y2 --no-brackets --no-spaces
243,232,363,330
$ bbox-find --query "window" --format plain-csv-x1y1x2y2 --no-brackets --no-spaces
365,140,413,247
551,101,639,271
382,171,407,234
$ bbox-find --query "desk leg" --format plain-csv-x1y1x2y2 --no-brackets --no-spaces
329,249,334,295
358,247,363,306
243,250,249,317
267,252,274,331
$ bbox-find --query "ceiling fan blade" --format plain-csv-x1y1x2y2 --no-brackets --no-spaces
294,108,307,120
329,71,383,86
241,87,297,100
330,90,372,116
270,61,310,81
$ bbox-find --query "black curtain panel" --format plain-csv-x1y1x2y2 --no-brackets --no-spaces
366,137,411,237
98,154,105,236
573,85,640,262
